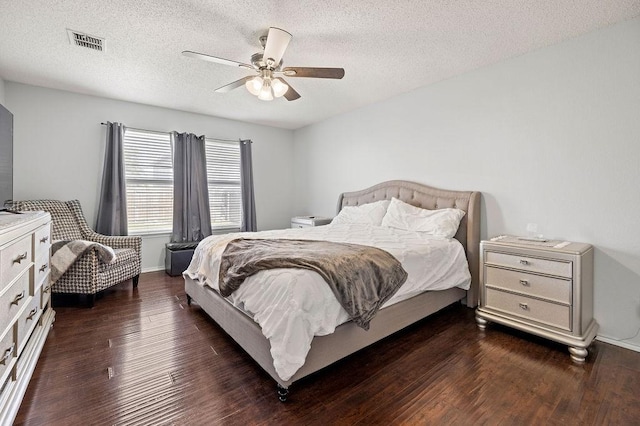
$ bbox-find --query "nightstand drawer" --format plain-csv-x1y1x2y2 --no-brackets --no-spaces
485,266,571,304
485,251,572,278
485,288,571,331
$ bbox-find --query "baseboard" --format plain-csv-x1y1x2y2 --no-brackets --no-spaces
141,266,166,274
596,335,640,353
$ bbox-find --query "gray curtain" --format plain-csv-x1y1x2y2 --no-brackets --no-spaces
171,132,212,242
96,122,128,236
240,139,257,232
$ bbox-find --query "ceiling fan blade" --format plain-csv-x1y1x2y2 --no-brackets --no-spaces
215,76,254,93
282,67,345,79
182,50,254,70
277,78,300,101
263,27,292,66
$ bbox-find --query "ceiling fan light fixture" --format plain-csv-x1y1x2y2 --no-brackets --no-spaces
245,76,263,96
272,78,289,98
258,79,274,101
185,27,344,102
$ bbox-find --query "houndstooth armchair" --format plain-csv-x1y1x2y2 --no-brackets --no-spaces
7,199,141,306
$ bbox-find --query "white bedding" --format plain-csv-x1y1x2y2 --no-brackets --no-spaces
184,223,471,381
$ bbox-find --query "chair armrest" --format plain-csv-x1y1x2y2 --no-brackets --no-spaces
85,231,142,252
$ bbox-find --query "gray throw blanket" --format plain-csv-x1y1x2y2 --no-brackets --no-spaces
51,240,116,283
219,238,408,330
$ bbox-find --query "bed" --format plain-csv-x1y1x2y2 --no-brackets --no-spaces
184,180,480,401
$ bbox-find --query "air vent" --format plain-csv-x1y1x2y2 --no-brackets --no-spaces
67,29,105,52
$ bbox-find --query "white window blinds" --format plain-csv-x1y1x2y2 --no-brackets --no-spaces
122,128,242,235
205,139,242,231
123,129,173,234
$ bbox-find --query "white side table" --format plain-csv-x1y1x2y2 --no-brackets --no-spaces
291,216,332,228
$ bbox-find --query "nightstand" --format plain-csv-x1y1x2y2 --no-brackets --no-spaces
291,216,332,228
475,237,598,363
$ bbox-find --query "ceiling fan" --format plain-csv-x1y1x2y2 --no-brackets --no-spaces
182,27,345,101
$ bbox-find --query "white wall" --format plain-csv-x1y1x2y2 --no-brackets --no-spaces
293,18,640,350
5,83,295,271
0,76,5,104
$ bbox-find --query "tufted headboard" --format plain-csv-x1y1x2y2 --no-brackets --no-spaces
337,180,481,307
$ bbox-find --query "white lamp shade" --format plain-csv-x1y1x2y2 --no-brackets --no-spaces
258,80,274,101
245,76,263,95
272,78,289,98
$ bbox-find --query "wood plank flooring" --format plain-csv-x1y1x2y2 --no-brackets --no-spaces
13,272,640,425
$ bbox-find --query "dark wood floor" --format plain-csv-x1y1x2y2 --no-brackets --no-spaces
13,272,640,425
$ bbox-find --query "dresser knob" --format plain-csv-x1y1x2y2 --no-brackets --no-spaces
519,279,530,286
27,308,38,320
519,302,529,310
12,252,28,264
519,259,529,265
11,291,25,305
40,235,49,243
1,344,15,365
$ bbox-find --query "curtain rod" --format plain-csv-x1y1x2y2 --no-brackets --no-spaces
100,122,244,143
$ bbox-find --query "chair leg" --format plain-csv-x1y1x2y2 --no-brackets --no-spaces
80,294,95,308
133,275,140,288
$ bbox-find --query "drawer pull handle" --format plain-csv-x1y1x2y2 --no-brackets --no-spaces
12,252,28,264
44,285,51,293
11,291,25,305
27,308,38,320
39,263,49,272
1,344,15,365
519,279,530,286
519,302,529,310
40,235,49,243
519,259,529,265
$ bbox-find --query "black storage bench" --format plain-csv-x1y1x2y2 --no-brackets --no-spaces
165,242,200,276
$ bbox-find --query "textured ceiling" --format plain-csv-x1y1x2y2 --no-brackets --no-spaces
1,0,639,129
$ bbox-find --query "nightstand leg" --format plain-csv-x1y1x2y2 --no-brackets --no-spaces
568,346,588,363
475,315,488,330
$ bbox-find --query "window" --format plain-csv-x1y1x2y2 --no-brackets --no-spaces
123,129,173,234
205,138,241,231
122,128,242,235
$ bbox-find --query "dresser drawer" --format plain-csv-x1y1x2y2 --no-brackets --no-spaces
485,288,571,331
41,281,52,309
33,224,51,260
0,372,14,411
0,235,32,289
485,251,572,278
485,266,572,304
16,296,41,356
33,251,50,294
0,273,31,335
0,329,16,386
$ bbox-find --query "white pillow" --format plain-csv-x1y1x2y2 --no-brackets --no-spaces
381,197,466,238
331,199,391,226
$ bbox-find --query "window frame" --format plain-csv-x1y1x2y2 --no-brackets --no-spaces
122,128,242,236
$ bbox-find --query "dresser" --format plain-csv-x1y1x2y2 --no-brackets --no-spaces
475,237,598,363
0,211,55,424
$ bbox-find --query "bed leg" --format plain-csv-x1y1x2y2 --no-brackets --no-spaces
186,294,192,306
277,384,289,402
